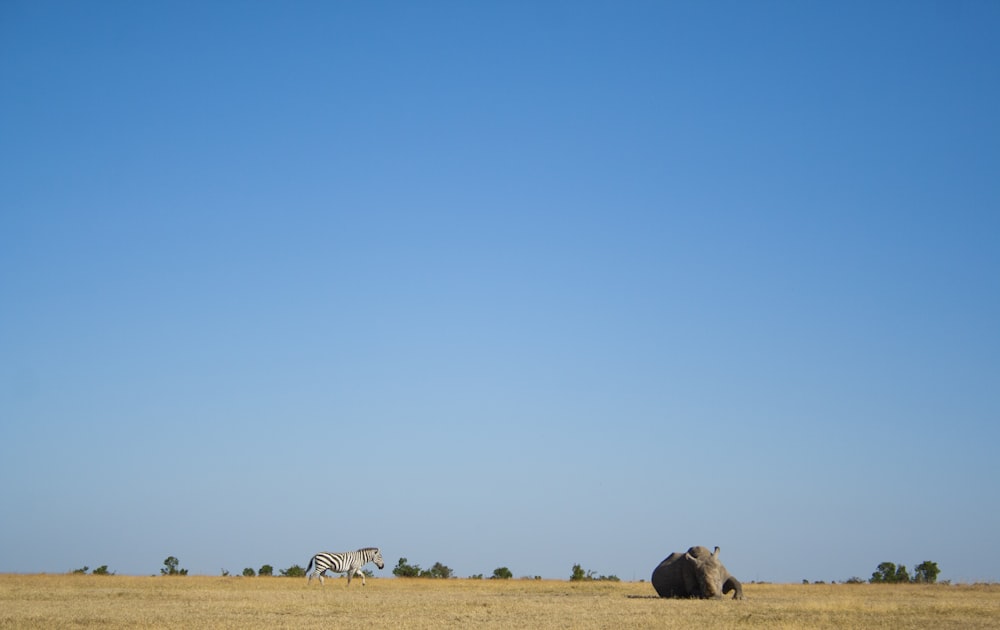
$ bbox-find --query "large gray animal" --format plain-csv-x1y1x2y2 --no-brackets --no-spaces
651,546,744,600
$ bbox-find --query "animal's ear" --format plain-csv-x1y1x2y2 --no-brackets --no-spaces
713,547,720,558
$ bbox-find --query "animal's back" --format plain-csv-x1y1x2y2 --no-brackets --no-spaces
651,552,688,597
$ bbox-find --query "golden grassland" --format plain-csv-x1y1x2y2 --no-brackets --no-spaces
2,574,999,629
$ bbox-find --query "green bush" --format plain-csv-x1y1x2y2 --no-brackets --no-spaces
427,562,453,579
870,561,938,584
72,565,113,575
491,567,512,580
393,558,422,577
161,557,188,576
280,565,306,577
570,564,619,582
914,561,940,584
392,558,454,578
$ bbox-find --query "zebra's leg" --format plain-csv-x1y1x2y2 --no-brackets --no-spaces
357,568,366,586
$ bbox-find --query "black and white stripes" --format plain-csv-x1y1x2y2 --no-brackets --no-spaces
306,547,385,586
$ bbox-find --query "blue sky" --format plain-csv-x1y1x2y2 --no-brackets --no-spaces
2,1,998,583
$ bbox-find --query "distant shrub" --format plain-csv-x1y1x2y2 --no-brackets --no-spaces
491,567,513,580
280,565,306,578
392,558,454,578
258,565,273,577
427,562,453,579
393,558,422,577
870,561,937,584
243,568,256,577
914,561,940,584
71,565,114,576
161,557,188,576
570,564,619,582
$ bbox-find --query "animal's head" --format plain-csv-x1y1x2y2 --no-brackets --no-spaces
371,548,384,570
684,546,726,599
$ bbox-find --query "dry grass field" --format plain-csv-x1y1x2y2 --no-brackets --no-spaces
2,574,998,629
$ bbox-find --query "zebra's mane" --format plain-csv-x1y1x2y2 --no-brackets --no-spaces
358,547,379,552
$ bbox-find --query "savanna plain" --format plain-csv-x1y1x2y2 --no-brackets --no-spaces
2,574,998,629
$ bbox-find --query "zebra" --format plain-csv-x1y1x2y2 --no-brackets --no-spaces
306,547,385,586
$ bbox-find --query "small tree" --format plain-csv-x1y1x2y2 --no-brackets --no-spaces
870,562,897,584
427,562,453,579
393,558,421,578
92,565,112,576
258,564,274,577
914,561,940,584
569,564,618,582
491,567,512,580
243,567,256,577
870,561,923,584
72,566,89,575
894,565,911,583
161,556,188,576
281,565,306,578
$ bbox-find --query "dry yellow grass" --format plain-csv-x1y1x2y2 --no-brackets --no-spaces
2,574,998,629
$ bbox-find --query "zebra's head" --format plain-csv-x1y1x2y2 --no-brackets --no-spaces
366,547,384,570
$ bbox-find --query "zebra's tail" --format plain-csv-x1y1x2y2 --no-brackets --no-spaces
305,556,314,577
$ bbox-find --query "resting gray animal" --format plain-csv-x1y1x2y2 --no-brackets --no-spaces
651,546,744,600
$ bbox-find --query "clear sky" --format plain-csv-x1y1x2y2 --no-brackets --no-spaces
2,1,998,583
